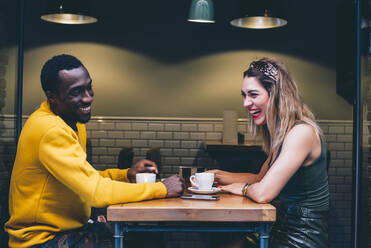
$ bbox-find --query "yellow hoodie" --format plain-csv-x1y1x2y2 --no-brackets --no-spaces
5,101,166,247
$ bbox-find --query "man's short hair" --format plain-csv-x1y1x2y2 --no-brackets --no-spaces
40,54,83,94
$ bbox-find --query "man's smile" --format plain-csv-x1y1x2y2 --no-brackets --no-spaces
79,106,91,114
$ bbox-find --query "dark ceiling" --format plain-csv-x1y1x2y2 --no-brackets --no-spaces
4,0,337,64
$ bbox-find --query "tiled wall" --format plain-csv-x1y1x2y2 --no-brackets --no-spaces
0,115,359,247
86,117,261,176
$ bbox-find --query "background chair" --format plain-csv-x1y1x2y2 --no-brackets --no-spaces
146,147,161,168
117,147,134,170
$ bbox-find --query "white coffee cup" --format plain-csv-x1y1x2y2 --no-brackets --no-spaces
189,173,214,190
136,173,156,183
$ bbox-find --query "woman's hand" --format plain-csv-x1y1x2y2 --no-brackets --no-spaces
219,183,246,196
205,169,236,185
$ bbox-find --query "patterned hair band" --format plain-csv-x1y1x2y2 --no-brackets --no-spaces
249,61,278,82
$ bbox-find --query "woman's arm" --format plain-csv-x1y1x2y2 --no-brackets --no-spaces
222,124,320,203
207,153,271,185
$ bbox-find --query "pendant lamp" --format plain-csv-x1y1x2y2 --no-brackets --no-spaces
230,0,288,30
230,9,287,29
40,0,98,24
188,0,215,23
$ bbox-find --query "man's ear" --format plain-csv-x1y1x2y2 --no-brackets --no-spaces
46,90,57,105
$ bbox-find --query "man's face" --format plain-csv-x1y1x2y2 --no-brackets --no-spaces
50,66,94,129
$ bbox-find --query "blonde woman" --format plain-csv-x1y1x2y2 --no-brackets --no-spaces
209,58,329,247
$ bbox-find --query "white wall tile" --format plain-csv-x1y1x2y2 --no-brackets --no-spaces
173,149,189,156
149,140,164,147
214,123,223,132
164,157,180,165
91,130,107,138
125,131,140,139
181,157,196,165
161,148,173,156
206,132,222,141
190,132,205,140
100,139,115,147
132,140,148,147
181,141,198,149
106,148,122,155
337,134,352,143
149,123,164,131
198,124,213,132
86,121,99,130
329,126,345,134
140,131,156,139
174,132,189,140
164,140,180,148
165,123,181,131
115,139,132,147
115,122,131,130
108,131,124,139
181,123,197,131
132,122,148,130
157,132,172,139
99,122,115,130
92,147,107,155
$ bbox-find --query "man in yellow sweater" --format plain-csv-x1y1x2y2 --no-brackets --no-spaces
4,54,184,247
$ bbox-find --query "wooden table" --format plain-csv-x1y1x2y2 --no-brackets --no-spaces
107,193,276,248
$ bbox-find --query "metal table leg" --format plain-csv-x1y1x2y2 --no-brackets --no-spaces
113,222,272,248
114,222,124,248
259,222,270,248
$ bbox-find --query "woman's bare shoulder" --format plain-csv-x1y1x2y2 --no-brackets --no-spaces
282,123,318,151
289,123,317,139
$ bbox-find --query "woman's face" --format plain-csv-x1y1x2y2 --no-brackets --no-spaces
241,76,270,126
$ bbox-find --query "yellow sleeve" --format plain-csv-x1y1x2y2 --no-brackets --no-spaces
98,168,130,182
39,126,167,208
76,123,87,152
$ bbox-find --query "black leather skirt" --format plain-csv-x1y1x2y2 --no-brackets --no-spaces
270,204,329,248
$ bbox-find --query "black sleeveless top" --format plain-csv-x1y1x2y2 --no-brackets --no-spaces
270,136,329,210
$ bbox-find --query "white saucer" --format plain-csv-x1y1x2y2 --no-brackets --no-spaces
187,187,221,194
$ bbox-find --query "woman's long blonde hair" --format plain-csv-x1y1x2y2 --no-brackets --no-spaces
244,57,323,154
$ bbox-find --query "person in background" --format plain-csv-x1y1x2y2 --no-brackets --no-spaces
208,57,329,248
5,54,184,248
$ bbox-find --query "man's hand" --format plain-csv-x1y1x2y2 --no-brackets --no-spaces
161,175,185,197
127,159,158,183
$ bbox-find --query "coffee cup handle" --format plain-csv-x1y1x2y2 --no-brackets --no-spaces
189,175,198,188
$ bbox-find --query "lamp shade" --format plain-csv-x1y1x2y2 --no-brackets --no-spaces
230,15,287,29
230,1,288,29
188,0,215,23
40,0,98,24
